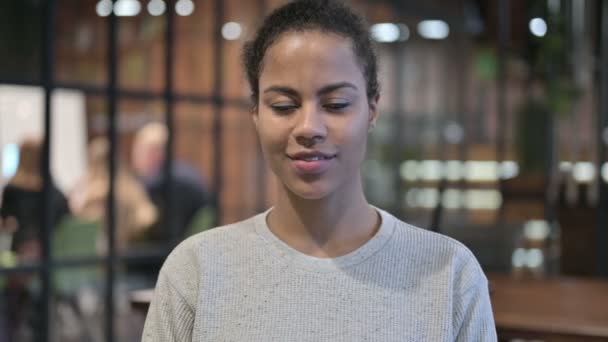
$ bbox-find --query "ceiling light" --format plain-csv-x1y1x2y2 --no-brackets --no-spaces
175,0,194,16
114,0,141,17
96,0,113,17
417,20,449,40
573,162,595,183
147,0,166,16
529,18,547,37
371,23,400,43
222,22,242,40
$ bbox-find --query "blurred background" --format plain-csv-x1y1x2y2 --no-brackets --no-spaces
0,0,607,341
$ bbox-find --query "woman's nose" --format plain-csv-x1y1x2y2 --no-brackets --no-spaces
293,105,327,147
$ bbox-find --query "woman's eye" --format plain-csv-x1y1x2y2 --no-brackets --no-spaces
271,104,297,114
324,102,349,111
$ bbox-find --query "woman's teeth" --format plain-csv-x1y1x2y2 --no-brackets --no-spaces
301,156,332,161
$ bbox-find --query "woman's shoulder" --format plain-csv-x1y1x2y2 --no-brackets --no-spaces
399,221,474,257
379,208,485,279
160,213,262,274
187,213,261,245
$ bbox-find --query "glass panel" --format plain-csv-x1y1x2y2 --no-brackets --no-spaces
220,0,264,99
116,260,156,342
55,0,108,86
65,95,165,259
118,12,166,92
220,106,261,224
173,102,215,236
0,1,43,81
264,0,290,13
108,98,166,254
0,85,68,267
174,0,215,95
0,272,43,341
51,265,106,341
52,92,108,260
49,264,150,342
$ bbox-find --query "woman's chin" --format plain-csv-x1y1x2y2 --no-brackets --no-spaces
286,182,333,200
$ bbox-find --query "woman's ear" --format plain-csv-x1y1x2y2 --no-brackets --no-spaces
368,94,380,128
251,107,259,130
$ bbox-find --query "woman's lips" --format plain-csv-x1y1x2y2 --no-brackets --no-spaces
290,156,335,174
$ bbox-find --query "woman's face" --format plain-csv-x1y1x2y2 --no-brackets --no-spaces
254,31,379,200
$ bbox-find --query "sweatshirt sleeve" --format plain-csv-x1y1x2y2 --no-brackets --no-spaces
142,237,201,342
453,252,498,341
142,272,194,342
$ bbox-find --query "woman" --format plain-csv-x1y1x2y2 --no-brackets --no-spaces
0,137,69,341
1,137,69,258
143,1,496,341
70,137,157,253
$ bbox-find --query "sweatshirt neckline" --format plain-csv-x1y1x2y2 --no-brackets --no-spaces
253,206,396,273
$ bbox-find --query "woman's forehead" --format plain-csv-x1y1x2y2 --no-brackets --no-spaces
260,31,365,87
266,31,354,62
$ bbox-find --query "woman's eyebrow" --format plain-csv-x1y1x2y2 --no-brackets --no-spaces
263,85,298,97
263,82,358,96
317,82,358,95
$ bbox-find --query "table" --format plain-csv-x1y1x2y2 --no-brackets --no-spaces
130,288,154,313
489,273,608,341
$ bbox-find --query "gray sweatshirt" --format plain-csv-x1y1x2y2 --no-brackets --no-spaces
142,208,497,341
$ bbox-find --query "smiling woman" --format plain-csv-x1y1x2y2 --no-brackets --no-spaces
255,31,376,203
142,1,497,341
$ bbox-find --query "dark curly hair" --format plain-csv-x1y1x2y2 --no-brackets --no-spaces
242,0,379,108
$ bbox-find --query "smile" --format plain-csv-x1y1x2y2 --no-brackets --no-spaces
287,151,337,161
287,152,336,174
291,155,334,161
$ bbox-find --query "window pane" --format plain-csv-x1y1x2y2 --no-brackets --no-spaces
174,0,215,95
264,0,290,12
67,96,165,259
0,86,74,268
0,272,43,341
109,98,166,253
51,266,107,341
220,0,263,99
118,259,158,341
50,92,107,260
169,102,214,235
118,15,165,92
51,264,147,342
0,1,43,81
220,106,262,224
174,102,214,191
174,102,263,227
56,0,108,86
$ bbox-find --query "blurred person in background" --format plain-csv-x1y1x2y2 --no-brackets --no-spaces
1,136,69,259
131,122,209,242
70,137,157,253
0,137,70,342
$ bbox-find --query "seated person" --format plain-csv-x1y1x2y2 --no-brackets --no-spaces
131,122,210,242
0,137,70,341
69,137,157,253
1,137,69,260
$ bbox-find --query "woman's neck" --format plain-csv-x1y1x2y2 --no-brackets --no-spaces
267,179,380,258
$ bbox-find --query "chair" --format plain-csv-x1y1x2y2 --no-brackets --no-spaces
52,216,101,295
185,206,216,237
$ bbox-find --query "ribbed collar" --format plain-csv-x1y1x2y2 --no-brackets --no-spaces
254,206,396,273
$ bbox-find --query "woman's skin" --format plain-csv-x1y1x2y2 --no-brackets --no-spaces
253,31,382,258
